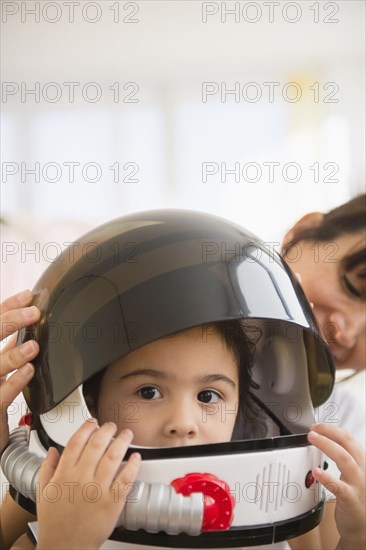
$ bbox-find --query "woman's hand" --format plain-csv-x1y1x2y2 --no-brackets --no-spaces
0,290,40,453
308,423,366,550
37,420,141,550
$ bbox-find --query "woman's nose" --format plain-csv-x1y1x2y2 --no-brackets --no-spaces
325,312,358,348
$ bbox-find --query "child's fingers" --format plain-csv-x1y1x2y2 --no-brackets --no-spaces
38,447,61,493
310,424,365,466
111,452,141,504
57,419,99,469
77,422,118,475
96,429,134,485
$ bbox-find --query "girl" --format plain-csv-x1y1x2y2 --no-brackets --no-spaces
1,308,364,549
1,209,365,549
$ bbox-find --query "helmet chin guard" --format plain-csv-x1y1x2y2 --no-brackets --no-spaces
3,209,334,547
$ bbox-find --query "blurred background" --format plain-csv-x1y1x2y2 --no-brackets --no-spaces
1,0,365,297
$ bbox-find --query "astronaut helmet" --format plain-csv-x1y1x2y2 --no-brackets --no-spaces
9,209,334,547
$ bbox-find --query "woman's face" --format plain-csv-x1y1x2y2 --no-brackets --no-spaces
284,231,365,370
97,326,239,447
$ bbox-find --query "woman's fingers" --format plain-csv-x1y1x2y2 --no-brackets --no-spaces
0,363,34,409
38,447,61,491
307,424,366,504
0,290,33,316
0,305,40,342
310,466,348,499
309,423,365,469
0,338,39,408
1,333,17,353
0,290,40,343
0,291,40,406
307,430,358,482
0,339,39,378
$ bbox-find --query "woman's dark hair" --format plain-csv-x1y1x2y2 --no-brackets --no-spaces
82,319,266,442
291,194,365,242
284,193,366,284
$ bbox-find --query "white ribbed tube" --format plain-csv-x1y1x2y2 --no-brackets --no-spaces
1,428,204,536
119,480,204,535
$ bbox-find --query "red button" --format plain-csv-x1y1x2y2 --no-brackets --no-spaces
305,471,315,488
171,472,235,532
18,413,33,426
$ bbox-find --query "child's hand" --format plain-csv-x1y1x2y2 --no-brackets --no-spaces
0,290,40,453
37,420,141,550
308,423,366,550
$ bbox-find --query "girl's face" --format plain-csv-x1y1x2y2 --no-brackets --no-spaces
285,231,365,370
97,326,239,447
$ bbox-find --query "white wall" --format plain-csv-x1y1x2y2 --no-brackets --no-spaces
1,1,365,253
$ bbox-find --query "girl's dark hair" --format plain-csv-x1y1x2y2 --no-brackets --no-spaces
83,319,266,442
213,320,266,439
284,194,366,276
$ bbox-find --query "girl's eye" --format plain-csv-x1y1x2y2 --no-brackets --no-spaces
138,386,161,400
197,390,221,404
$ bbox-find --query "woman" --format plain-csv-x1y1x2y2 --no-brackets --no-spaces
282,193,366,549
282,193,365,372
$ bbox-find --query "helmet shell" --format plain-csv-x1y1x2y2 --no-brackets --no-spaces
19,209,334,417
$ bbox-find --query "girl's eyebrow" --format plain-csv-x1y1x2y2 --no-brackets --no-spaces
200,374,236,389
120,369,236,389
120,368,168,381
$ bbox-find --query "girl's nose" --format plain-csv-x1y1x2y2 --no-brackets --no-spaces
163,403,198,440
